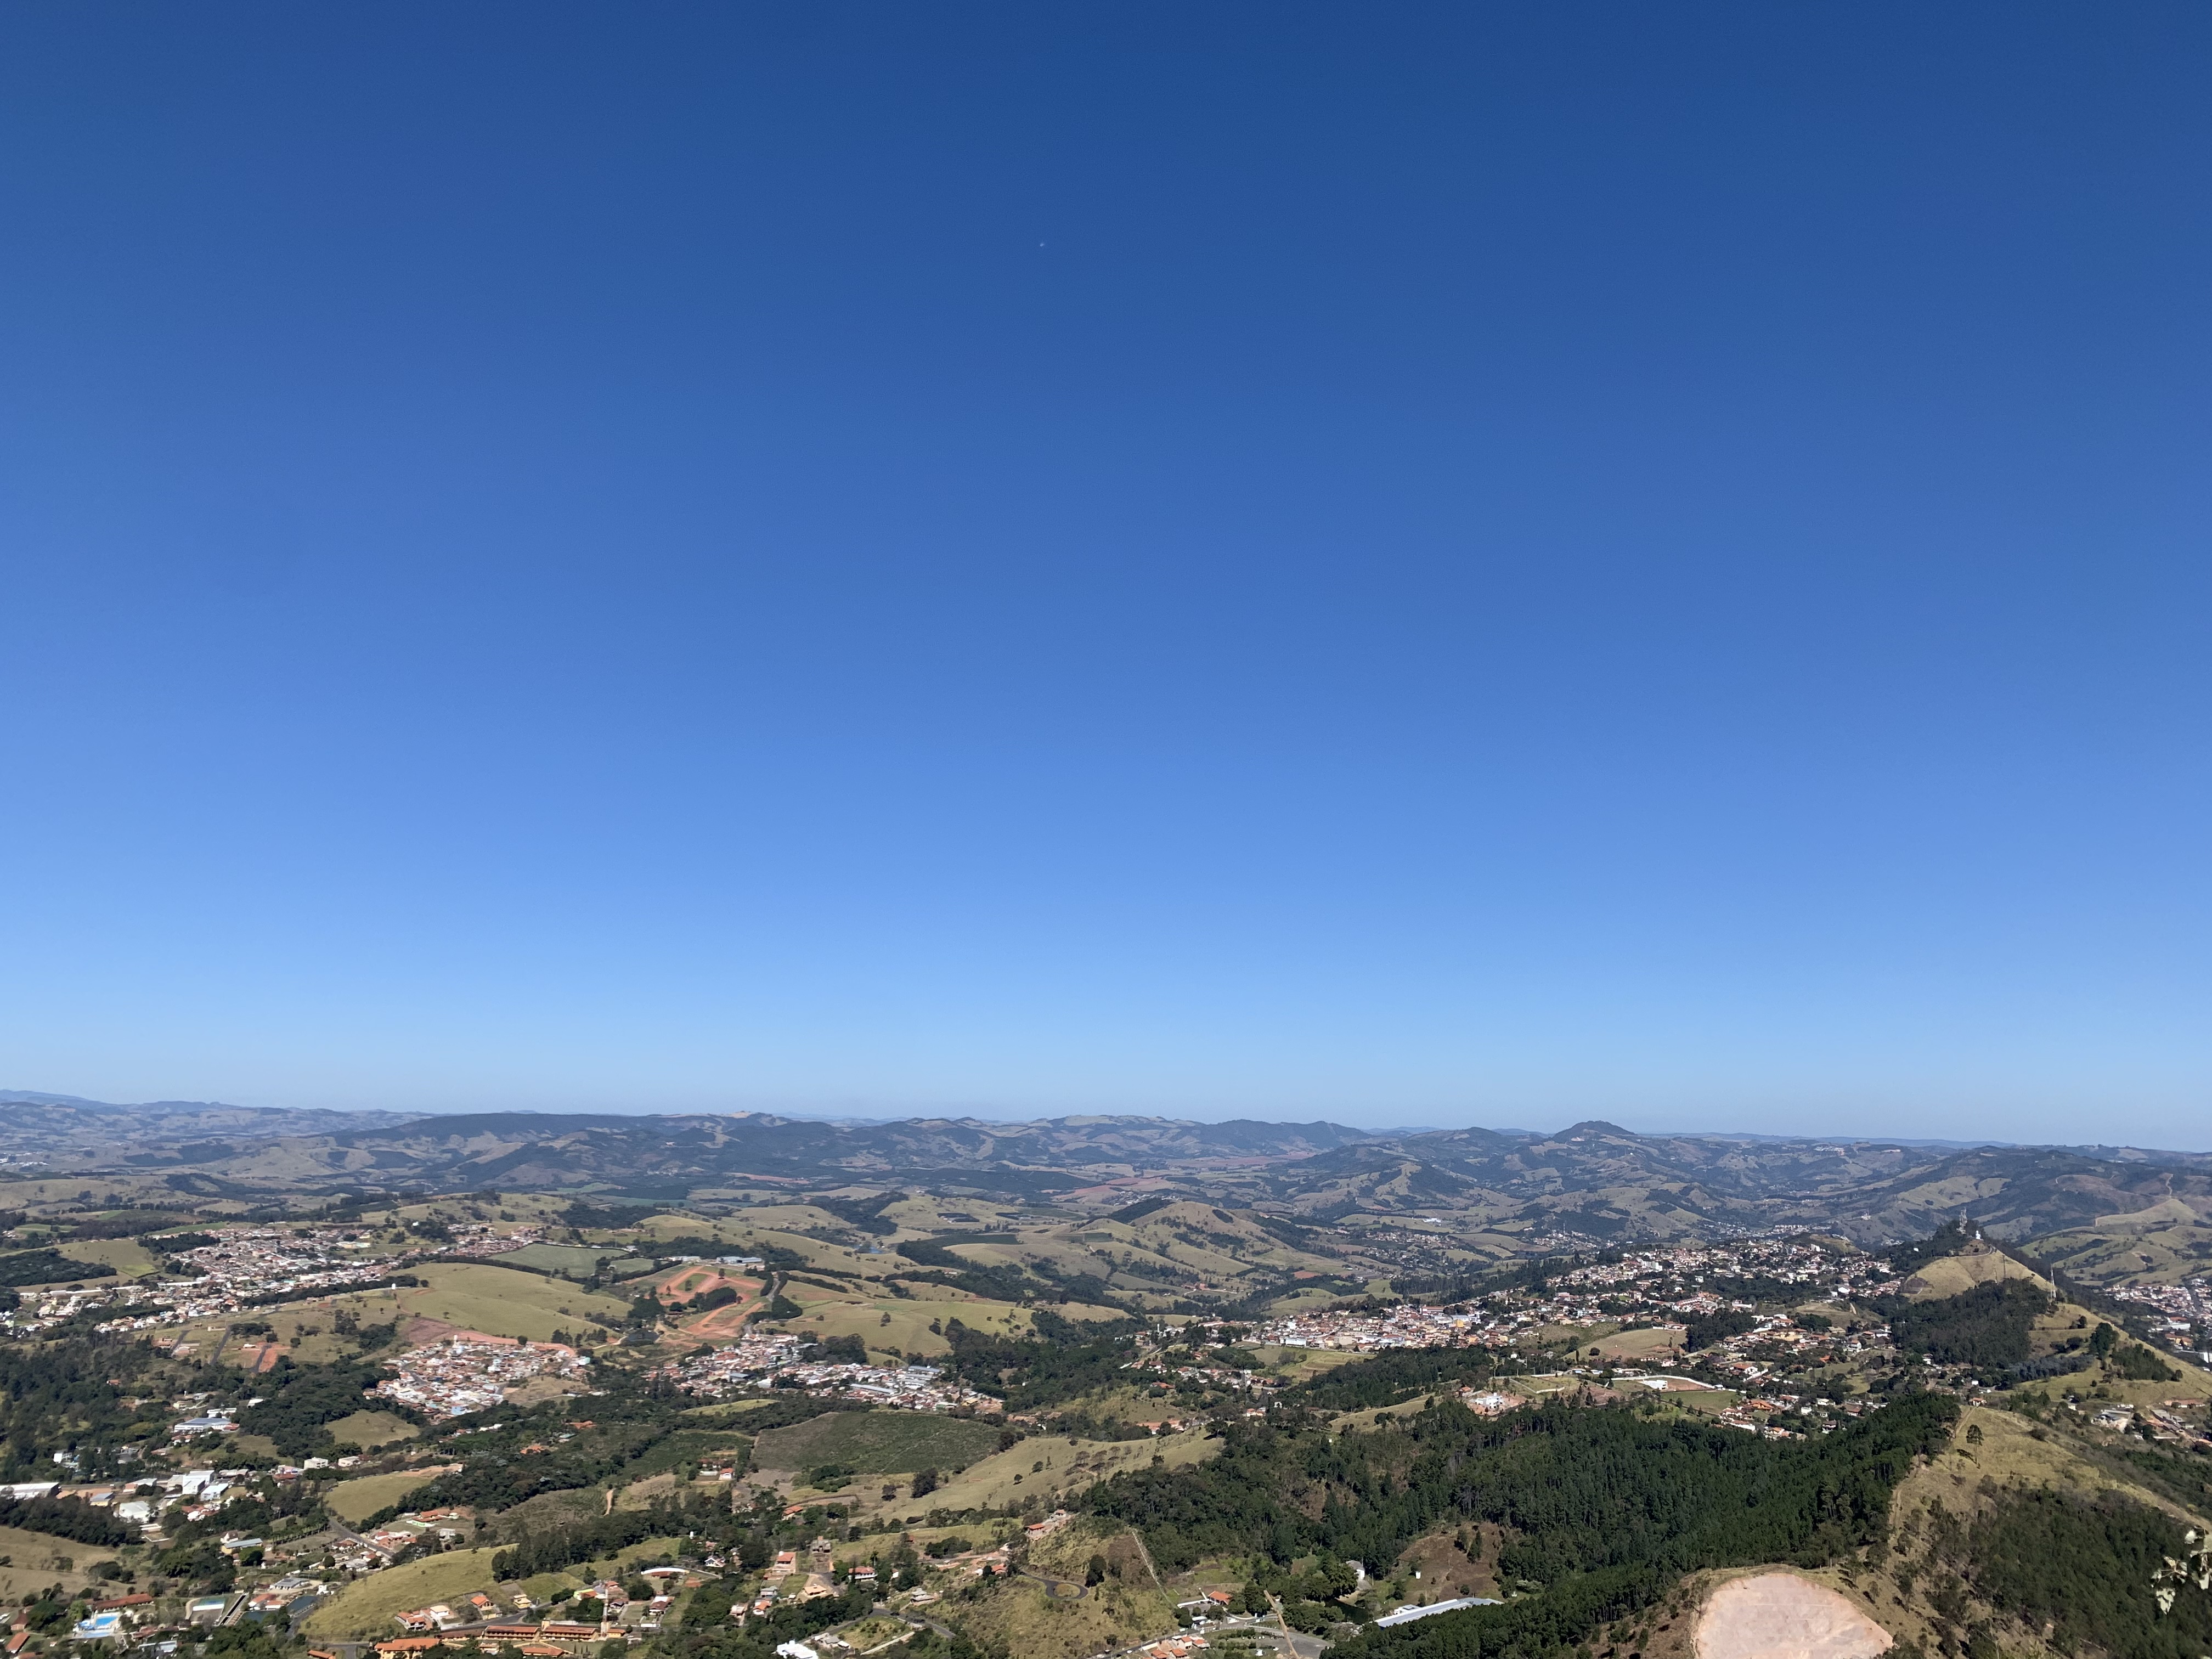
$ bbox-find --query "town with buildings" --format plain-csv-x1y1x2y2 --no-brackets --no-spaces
373,1332,591,1418
0,1218,561,1341
661,1335,999,1413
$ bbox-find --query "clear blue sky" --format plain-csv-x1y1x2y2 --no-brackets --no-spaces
3,5,2207,1146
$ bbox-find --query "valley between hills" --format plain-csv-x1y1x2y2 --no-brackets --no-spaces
0,1097,2207,1659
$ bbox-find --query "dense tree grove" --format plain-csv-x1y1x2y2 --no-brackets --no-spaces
1965,1489,2212,1659
1090,1392,1956,1656
493,1503,674,1580
236,1356,415,1458
1335,1564,1666,1659
1287,1347,1503,1412
0,1494,131,1545
934,1314,1147,1410
1880,1282,2047,1368
0,1249,116,1286
0,1337,163,1477
2103,1343,2180,1382
1680,1311,1762,1350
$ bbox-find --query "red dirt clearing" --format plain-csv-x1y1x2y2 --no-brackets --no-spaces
670,1273,765,1341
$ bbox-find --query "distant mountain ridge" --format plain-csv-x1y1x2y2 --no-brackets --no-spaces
5,1094,2207,1252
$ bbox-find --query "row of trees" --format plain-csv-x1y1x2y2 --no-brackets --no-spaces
0,1249,115,1286
0,1494,131,1547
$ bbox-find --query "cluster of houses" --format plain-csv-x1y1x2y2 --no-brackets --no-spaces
8,1217,549,1341
387,1567,692,1649
742,1538,859,1620
371,1333,590,1418
2105,1277,2212,1363
663,1342,997,1414
7,1464,263,1536
14,1226,409,1338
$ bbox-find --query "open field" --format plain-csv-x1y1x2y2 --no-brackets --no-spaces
0,1246,127,1288
0,1521,107,1600
832,1615,915,1650
1246,1343,1364,1381
1668,1389,1742,1415
0,1177,155,1210
603,1534,687,1573
721,1226,892,1278
490,1242,640,1279
752,1410,1002,1475
53,1238,162,1279
1588,1324,1686,1362
847,1427,1220,1523
769,1278,1108,1361
328,1409,421,1450
322,1263,632,1344
301,1547,511,1638
325,1468,444,1523
642,1206,843,1239
230,1305,356,1365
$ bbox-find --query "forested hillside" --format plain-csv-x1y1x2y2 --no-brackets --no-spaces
1088,1392,1958,1646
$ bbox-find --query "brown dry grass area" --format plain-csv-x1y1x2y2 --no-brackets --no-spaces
1897,1248,2047,1302
506,1373,592,1407
327,1407,421,1448
490,1487,604,1541
1895,1403,2203,1529
616,1470,681,1510
0,1522,105,1600
1695,1572,1891,1659
940,1517,1175,1659
1589,1325,1686,1362
1392,1524,1501,1601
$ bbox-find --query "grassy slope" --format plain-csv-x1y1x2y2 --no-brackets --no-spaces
2030,1201,2212,1287
301,1547,511,1638
55,1238,162,1279
945,1517,1176,1659
751,1411,1001,1475
0,1521,108,1601
328,1409,422,1450
1899,1249,2050,1301
325,1468,445,1524
768,1277,1115,1361
849,1427,1220,1524
331,1262,633,1343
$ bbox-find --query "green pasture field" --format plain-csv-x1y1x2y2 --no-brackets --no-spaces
751,1409,1002,1475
